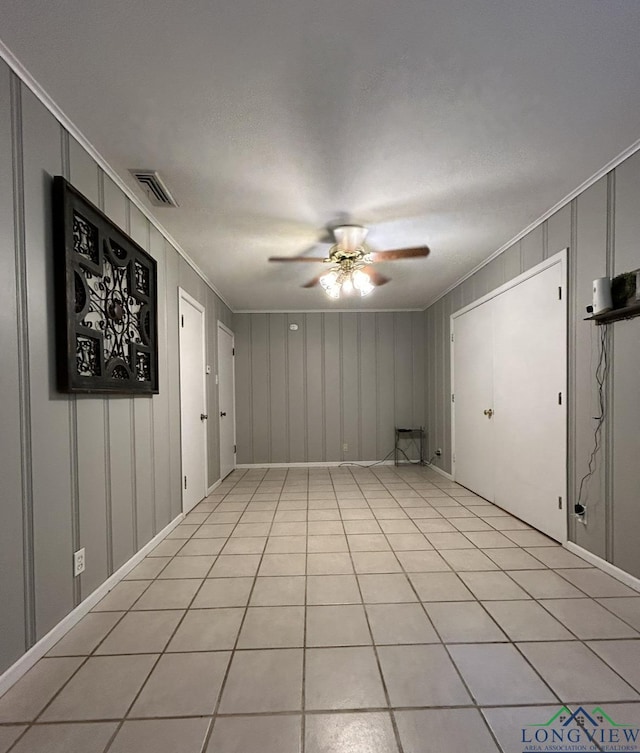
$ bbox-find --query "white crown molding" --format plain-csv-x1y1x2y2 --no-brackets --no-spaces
0,39,233,312
233,308,424,315
423,136,640,311
0,513,184,697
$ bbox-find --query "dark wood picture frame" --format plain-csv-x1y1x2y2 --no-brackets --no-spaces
53,176,159,394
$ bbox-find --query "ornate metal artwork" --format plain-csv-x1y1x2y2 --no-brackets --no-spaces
53,177,159,393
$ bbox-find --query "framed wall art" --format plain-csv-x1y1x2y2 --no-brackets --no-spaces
53,176,159,394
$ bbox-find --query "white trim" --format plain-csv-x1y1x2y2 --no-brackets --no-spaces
236,460,398,468
178,288,208,514
425,463,454,481
0,40,232,312
233,308,424,314
0,513,183,697
207,478,222,496
217,321,237,480
425,133,640,310
565,542,640,594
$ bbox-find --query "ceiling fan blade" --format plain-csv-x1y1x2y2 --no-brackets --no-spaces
302,275,323,288
268,256,327,263
369,245,430,262
363,268,391,286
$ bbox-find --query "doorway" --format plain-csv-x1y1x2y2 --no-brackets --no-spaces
179,289,208,514
217,322,236,480
451,252,567,541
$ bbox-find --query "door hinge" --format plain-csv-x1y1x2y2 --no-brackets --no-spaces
232,347,235,356
558,496,563,510
451,393,455,403
558,392,562,405
558,286,562,300
181,315,184,327
451,333,454,343
184,476,187,490
233,444,237,454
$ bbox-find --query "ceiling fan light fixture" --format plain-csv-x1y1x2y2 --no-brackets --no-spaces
352,269,374,296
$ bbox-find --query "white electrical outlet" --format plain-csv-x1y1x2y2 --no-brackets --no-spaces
342,443,348,452
73,548,86,577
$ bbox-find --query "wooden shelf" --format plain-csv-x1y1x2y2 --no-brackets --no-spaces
585,302,640,325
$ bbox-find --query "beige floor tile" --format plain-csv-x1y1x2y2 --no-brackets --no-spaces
167,608,244,651
481,706,560,753
463,531,518,548
209,554,261,577
482,600,573,641
157,555,216,579
9,722,117,753
306,712,398,753
378,520,419,534
507,569,584,598
240,511,274,523
395,550,449,572
41,654,157,720
208,715,301,753
250,576,306,606
378,645,472,707
93,580,151,611
110,718,210,753
343,520,382,534
426,602,507,643
124,556,171,579
347,534,391,552
0,726,25,753
0,657,83,723
259,553,307,576
586,640,640,691
308,521,344,535
192,577,253,607
48,612,122,656
305,647,387,710
192,524,235,538
274,510,307,522
308,535,349,553
459,572,530,600
556,569,638,598
306,605,371,647
503,530,558,547
425,532,477,549
131,651,230,717
178,538,225,556
367,603,439,644
352,551,402,574
450,643,557,704
409,572,475,602
219,649,303,713
518,641,639,702
408,508,443,519
483,548,547,570
450,519,494,532
541,598,639,639
96,610,183,654
396,709,499,753
166,524,200,539
307,553,354,575
132,579,202,610
358,574,417,603
221,537,267,555
438,549,498,572
237,606,305,648
415,520,457,533
385,533,432,551
597,597,640,630
265,536,307,554
525,547,591,568
207,512,242,524
307,575,362,605
148,539,185,557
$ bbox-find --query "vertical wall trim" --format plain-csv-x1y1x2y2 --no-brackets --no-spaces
357,314,363,460
266,317,272,463
302,315,309,461
321,314,326,460
283,316,290,463
147,223,157,535
567,198,578,542
61,127,81,606
248,317,254,463
10,74,36,649
375,313,381,460
339,315,344,461
605,171,615,563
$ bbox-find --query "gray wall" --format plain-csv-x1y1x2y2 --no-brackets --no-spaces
0,60,231,676
235,312,425,464
425,150,640,579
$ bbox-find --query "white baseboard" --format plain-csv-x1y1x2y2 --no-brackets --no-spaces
564,542,640,594
0,513,184,697
236,460,398,469
207,478,222,495
426,463,454,481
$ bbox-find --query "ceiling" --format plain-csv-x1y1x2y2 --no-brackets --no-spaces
2,0,640,311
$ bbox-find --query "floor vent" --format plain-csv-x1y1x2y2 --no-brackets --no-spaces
129,170,178,207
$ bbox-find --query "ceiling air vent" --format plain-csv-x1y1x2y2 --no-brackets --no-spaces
129,170,178,207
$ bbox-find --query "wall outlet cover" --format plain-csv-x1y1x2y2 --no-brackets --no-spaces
73,548,86,577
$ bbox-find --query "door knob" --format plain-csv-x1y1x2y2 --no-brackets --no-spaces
200,413,208,421
220,411,227,417
483,409,494,418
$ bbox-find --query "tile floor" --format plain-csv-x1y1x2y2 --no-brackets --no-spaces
1,465,639,753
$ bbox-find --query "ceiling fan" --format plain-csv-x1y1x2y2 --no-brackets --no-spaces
268,225,430,299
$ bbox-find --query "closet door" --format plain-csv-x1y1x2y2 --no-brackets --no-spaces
492,263,566,541
452,301,494,502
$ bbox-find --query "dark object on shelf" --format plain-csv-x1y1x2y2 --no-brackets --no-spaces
53,176,159,394
394,427,425,466
585,302,640,325
611,271,638,309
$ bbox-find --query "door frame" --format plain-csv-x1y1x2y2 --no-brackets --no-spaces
178,288,208,513
217,320,237,480
450,249,568,539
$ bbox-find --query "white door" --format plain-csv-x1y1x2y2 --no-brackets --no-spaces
453,302,494,502
492,263,566,541
217,323,236,480
179,291,207,513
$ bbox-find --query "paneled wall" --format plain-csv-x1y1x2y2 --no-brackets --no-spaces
235,312,425,464
425,150,640,578
0,60,231,676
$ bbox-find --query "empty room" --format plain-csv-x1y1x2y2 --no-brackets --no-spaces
1,2,640,752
